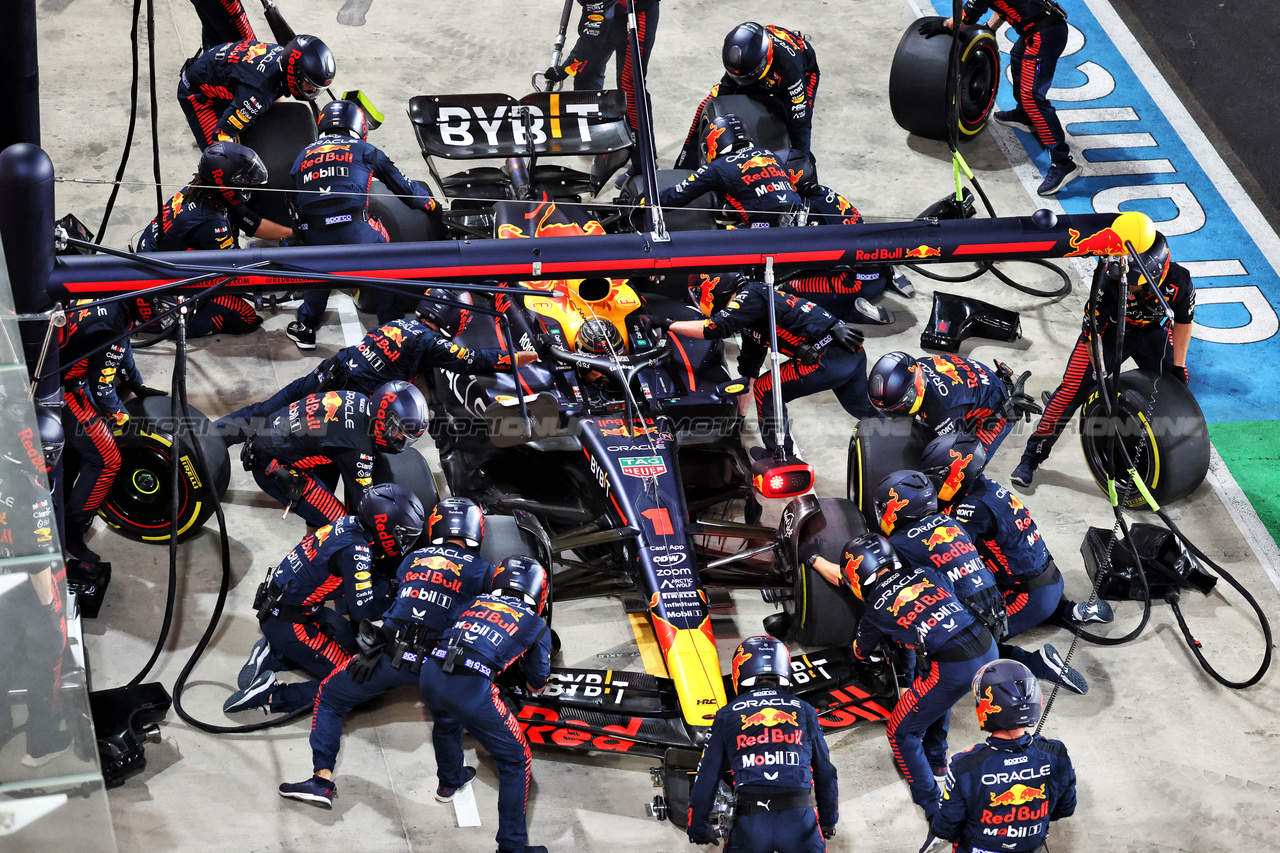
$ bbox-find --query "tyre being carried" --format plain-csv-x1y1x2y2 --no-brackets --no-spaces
889,17,999,141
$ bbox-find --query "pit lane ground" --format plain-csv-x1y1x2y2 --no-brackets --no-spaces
15,0,1280,851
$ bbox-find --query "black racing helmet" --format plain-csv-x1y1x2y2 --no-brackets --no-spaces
282,34,336,101
874,470,938,536
35,404,65,472
702,114,752,162
575,318,625,356
731,635,792,693
369,381,429,453
1128,230,1171,289
198,141,268,203
490,555,549,615
318,99,368,142
972,659,1043,732
920,433,988,504
722,22,773,84
687,272,744,317
840,532,901,601
868,351,925,416
427,497,485,549
416,288,474,338
358,482,426,558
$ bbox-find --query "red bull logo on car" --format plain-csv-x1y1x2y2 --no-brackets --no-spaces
904,245,942,259
1063,227,1126,257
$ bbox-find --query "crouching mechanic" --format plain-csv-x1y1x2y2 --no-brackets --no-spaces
658,115,802,229
278,498,490,807
1011,233,1194,487
224,483,424,714
420,557,553,853
868,352,1041,458
663,273,870,457
687,635,838,851
929,660,1077,853
287,101,442,347
806,533,996,822
922,433,1114,642
241,381,429,529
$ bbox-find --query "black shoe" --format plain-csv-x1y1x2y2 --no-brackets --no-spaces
993,109,1034,132
279,775,336,809
286,321,317,350
435,766,477,803
66,535,100,565
1037,159,1080,197
1010,456,1039,489
224,671,277,712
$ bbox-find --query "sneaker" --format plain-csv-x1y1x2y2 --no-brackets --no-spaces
1010,456,1039,489
1034,644,1088,695
435,766,477,803
224,670,277,713
853,297,893,325
238,638,273,690
286,320,317,350
1037,159,1079,197
1071,598,1115,625
20,740,72,768
993,109,1034,132
279,775,336,809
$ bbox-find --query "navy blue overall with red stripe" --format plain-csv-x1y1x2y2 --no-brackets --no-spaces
915,355,1012,457
420,593,552,853
561,0,659,138
963,0,1070,164
177,39,288,146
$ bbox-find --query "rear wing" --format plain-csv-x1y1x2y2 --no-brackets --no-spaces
409,91,634,160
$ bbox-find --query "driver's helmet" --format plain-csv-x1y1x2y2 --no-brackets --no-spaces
575,318,625,357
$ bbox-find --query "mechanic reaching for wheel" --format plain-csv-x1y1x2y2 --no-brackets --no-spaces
287,101,441,348
278,498,492,808
869,351,1041,459
58,298,167,564
136,141,266,338
216,290,537,445
1010,233,1194,488
808,533,997,823
420,557,554,853
240,381,429,530
675,22,819,170
686,635,839,850
224,484,424,715
662,273,872,457
922,434,1111,684
658,114,802,228
928,659,1077,853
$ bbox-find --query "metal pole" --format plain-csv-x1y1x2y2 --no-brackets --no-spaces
0,0,40,151
763,257,786,457
625,1,667,242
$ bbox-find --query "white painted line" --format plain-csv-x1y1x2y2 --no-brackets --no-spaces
334,291,365,347
452,783,482,827
1205,445,1280,595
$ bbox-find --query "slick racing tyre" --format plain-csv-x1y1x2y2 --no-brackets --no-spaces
791,498,867,648
846,417,931,532
368,183,441,243
697,95,791,164
889,19,1000,141
1079,369,1209,510
99,397,231,544
376,449,440,549
237,101,318,229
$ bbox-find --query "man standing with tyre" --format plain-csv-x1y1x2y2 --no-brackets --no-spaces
1009,234,1194,488
922,0,1077,196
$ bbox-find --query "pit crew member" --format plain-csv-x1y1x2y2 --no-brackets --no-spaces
186,0,254,52
686,635,839,850
420,557,553,853
224,484,424,715
278,498,491,807
929,659,1077,852
1011,233,1194,488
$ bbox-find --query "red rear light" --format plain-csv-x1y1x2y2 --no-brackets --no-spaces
750,456,814,499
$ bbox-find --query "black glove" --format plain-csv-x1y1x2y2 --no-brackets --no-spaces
645,315,673,335
796,541,821,571
918,19,951,38
544,64,569,83
688,830,717,846
129,384,168,399
821,824,837,840
346,648,381,683
534,332,557,358
1172,364,1189,385
1003,390,1043,422
829,322,865,353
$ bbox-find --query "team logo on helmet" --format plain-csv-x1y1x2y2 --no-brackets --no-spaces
974,686,1002,728
705,123,727,160
941,451,972,499
880,488,909,534
428,506,444,531
732,648,752,682
697,274,721,316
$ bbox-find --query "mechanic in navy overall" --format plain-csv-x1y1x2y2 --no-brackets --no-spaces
420,557,554,853
278,498,492,808
1010,233,1194,488
686,635,839,851
922,435,1106,694
286,101,441,348
663,273,869,457
223,484,423,715
869,352,1041,458
545,0,659,153
186,0,254,52
807,532,997,822
675,22,819,170
216,290,537,445
922,0,1077,197
659,115,802,228
241,381,429,530
929,659,1077,853
136,141,266,338
873,470,1087,694
59,297,166,563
